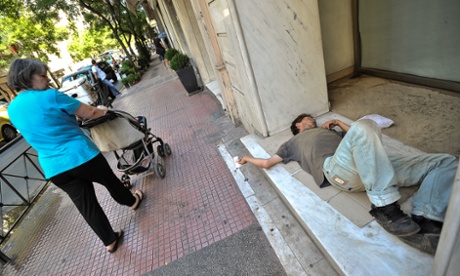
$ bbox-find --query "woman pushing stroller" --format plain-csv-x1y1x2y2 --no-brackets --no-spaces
7,58,143,254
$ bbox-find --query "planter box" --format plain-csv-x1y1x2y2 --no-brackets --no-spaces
176,65,199,93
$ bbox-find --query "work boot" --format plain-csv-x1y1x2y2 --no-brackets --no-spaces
369,202,420,236
399,233,440,255
412,215,443,234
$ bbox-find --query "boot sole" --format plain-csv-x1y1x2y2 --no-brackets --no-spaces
399,233,439,255
392,227,421,237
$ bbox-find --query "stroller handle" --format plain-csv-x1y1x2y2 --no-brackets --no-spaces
80,110,117,129
80,109,144,130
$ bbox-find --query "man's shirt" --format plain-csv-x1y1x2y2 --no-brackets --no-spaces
275,128,342,186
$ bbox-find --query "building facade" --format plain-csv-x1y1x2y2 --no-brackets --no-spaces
144,1,460,274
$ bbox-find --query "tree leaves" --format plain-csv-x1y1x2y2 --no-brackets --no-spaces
0,7,69,71
67,26,118,61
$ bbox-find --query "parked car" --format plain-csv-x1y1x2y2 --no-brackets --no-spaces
60,68,113,107
61,67,97,86
0,101,18,142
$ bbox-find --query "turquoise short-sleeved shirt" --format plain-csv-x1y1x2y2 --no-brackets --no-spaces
8,88,100,179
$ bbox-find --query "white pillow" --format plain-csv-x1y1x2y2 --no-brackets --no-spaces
356,114,394,129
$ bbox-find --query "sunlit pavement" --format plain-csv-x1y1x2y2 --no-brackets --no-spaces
0,59,287,275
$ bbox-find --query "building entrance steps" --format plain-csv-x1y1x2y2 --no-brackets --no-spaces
238,112,434,275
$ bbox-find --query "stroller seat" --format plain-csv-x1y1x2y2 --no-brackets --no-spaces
81,110,172,188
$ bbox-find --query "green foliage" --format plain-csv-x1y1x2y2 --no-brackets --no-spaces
24,0,80,22
164,48,179,61
67,26,118,61
0,0,153,74
120,67,135,76
120,73,140,86
121,60,134,69
120,59,140,86
120,60,135,74
0,0,22,18
0,6,69,72
120,75,133,85
169,53,190,71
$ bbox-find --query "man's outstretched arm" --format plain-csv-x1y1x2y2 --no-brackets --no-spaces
238,154,283,169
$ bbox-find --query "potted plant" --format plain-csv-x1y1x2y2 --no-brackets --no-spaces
169,52,199,93
120,60,141,87
164,48,180,68
120,76,132,88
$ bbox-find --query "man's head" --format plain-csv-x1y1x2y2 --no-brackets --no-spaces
290,113,316,135
91,59,97,65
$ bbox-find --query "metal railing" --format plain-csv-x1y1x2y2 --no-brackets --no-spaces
0,137,49,263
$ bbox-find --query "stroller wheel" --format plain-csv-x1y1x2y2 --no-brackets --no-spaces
157,144,165,157
164,143,172,156
122,175,132,189
155,163,166,178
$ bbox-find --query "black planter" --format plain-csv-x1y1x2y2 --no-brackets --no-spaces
176,65,199,93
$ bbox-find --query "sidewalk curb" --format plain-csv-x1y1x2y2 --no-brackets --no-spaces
217,143,307,276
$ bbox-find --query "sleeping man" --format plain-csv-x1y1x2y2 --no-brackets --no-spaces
237,113,458,254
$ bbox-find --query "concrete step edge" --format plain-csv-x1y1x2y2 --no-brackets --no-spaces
217,144,309,276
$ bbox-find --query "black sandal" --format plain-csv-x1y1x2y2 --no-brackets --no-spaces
108,229,124,254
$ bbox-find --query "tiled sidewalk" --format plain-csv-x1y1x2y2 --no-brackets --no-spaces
1,64,254,275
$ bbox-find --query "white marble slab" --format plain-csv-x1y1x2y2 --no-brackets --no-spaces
217,144,307,276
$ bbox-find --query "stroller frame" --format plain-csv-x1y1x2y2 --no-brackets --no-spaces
81,109,171,188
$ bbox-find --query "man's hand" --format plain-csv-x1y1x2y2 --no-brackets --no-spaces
237,156,248,165
321,119,350,133
321,120,339,130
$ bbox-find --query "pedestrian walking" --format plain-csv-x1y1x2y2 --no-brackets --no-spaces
7,58,143,253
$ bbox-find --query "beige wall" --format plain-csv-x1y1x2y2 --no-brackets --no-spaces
173,0,215,84
318,0,355,81
360,0,460,83
157,0,187,53
233,0,329,134
158,0,332,135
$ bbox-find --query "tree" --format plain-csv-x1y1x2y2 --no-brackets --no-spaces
1,0,154,73
77,0,154,67
67,26,118,61
0,4,69,73
77,0,135,63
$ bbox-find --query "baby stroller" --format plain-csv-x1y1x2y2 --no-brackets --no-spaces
81,110,172,188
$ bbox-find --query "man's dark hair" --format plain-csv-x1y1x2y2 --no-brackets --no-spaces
290,113,312,135
91,59,96,65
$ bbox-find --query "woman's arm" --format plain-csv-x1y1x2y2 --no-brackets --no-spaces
74,103,107,119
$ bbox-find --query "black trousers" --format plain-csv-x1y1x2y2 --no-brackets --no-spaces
50,154,135,246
